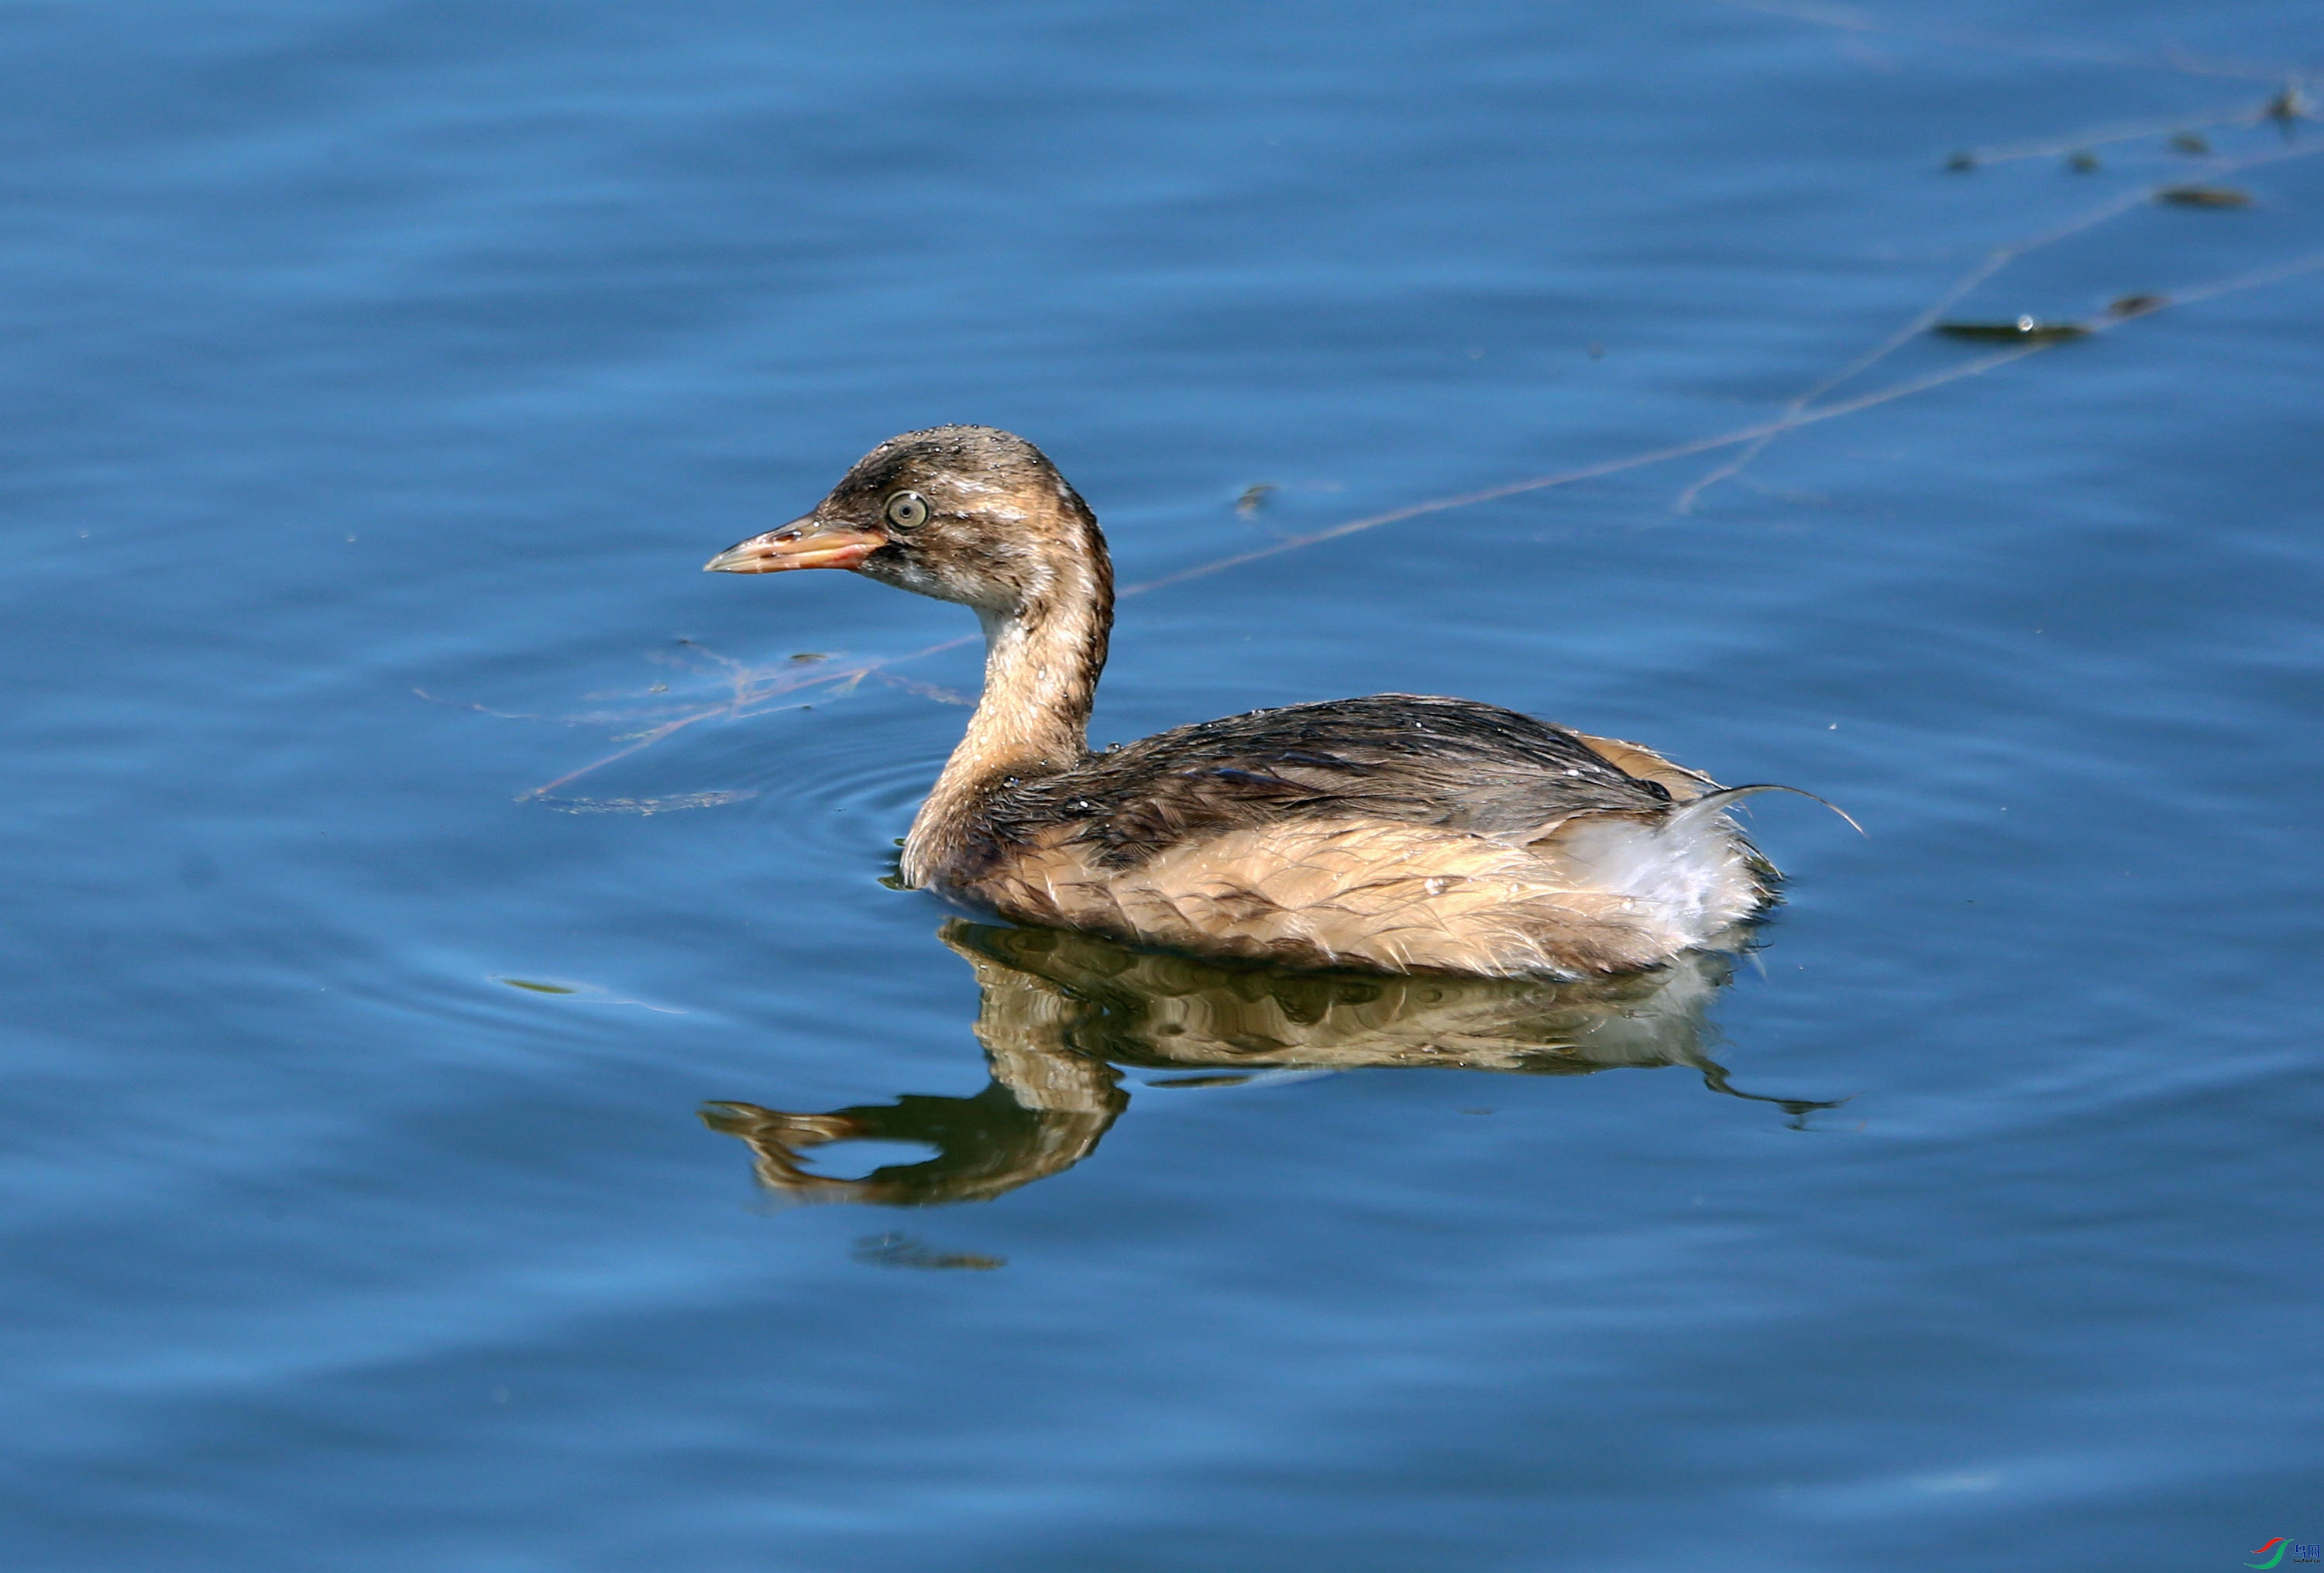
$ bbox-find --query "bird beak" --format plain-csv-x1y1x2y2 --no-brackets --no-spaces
703,518,885,574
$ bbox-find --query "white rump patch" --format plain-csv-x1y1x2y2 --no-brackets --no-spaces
1532,808,1763,946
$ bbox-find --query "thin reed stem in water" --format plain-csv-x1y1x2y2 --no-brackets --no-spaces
514,242,2324,802
1708,0,2311,84
1674,136,2324,512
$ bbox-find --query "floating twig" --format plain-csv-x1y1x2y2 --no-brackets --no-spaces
2157,183,2254,206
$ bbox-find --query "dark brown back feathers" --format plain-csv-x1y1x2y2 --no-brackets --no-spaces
966,692,1673,875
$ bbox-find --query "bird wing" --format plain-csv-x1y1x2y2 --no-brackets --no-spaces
990,695,1676,871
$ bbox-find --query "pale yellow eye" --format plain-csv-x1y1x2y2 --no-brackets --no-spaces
884,491,929,529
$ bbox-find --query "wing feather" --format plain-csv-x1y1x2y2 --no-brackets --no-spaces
982,695,1679,874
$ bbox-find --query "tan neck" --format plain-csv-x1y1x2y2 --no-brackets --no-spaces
902,518,1111,887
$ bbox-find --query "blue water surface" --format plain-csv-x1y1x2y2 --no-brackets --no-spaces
2,2,2320,1568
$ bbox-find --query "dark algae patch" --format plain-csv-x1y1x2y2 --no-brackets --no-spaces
1934,316,2091,343
2157,184,2254,208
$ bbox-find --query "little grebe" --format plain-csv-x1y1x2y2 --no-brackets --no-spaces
707,425,1801,978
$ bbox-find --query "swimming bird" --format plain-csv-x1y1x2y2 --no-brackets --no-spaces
707,425,1806,977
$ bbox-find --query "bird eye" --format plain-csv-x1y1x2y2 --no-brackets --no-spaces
884,491,930,529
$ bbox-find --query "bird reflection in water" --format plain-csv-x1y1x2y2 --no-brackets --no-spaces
701,920,1840,1208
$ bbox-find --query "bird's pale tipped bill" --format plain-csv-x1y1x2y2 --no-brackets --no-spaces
702,527,885,574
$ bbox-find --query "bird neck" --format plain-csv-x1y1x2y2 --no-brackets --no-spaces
902,521,1112,888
